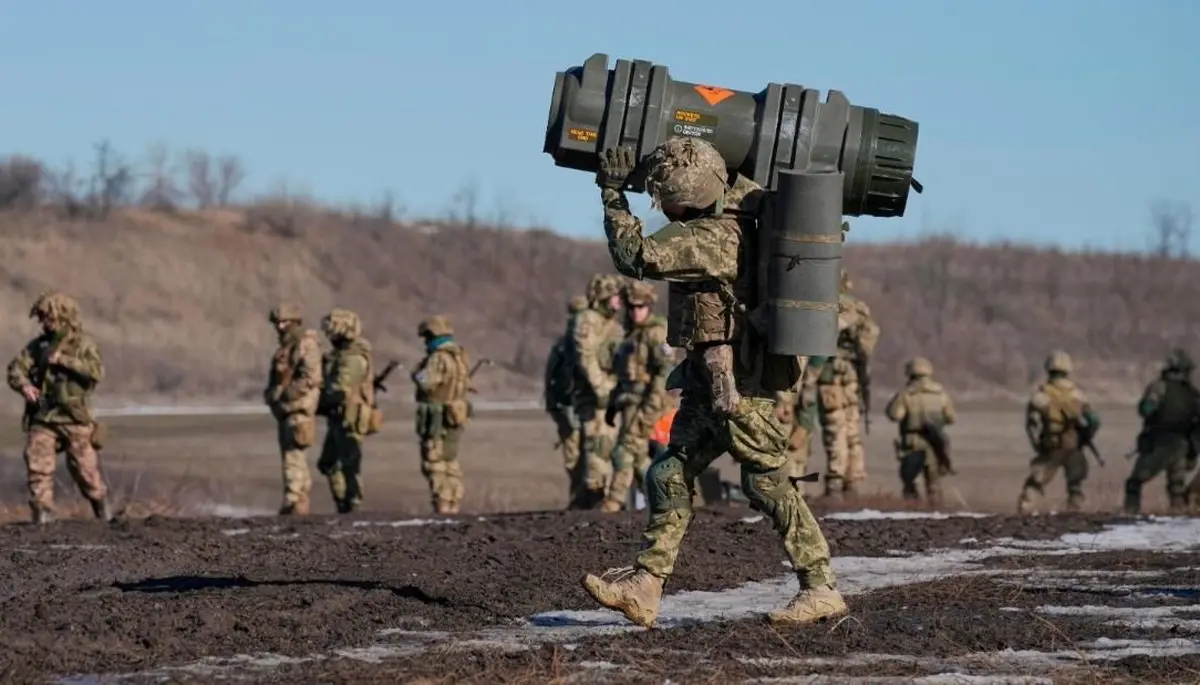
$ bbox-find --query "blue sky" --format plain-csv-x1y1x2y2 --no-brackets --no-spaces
1,1,1196,251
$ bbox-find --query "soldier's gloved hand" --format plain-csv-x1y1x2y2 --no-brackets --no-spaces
596,146,637,190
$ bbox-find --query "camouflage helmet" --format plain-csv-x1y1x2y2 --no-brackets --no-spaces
268,302,303,324
321,308,361,339
621,279,657,306
905,356,934,378
586,273,623,303
1165,348,1194,372
29,290,81,327
1044,350,1073,375
418,314,453,337
567,295,588,314
644,137,729,211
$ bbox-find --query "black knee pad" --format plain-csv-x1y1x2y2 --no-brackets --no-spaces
740,466,790,516
645,450,690,512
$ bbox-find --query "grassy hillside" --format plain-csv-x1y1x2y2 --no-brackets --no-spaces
0,204,1196,406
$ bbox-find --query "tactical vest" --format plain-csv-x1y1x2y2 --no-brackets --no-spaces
328,338,375,410
900,381,946,436
419,344,470,404
269,329,317,398
1149,378,1200,432
26,329,96,425
615,316,666,385
664,214,756,349
1040,380,1082,449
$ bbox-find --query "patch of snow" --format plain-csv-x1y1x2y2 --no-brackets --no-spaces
351,519,462,528
822,509,991,521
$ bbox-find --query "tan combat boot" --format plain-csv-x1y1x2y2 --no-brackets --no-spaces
598,499,622,513
1017,489,1035,515
767,584,848,624
581,566,664,628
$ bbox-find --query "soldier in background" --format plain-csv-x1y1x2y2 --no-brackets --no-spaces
816,268,880,499
316,308,378,514
1017,350,1101,514
884,357,956,505
601,280,671,512
1126,349,1199,514
7,291,111,523
412,315,473,514
776,358,824,495
545,295,588,504
263,303,323,515
567,273,626,509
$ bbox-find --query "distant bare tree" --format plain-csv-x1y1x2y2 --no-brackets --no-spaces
0,156,46,211
215,155,245,206
87,140,135,219
186,150,216,208
1149,199,1194,259
446,178,481,228
141,143,183,210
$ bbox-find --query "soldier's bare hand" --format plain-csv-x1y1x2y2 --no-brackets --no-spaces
596,146,637,190
21,385,39,403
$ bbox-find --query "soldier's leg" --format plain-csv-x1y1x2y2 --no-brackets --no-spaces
440,425,466,514
724,397,844,624
1063,450,1089,511
316,425,350,513
581,392,724,627
1165,450,1190,512
62,424,110,520
551,410,579,497
817,395,850,497
1124,442,1169,514
787,424,812,495
23,428,59,522
279,414,315,514
923,449,943,506
1017,453,1059,514
605,405,646,512
420,433,452,514
842,397,866,494
632,437,654,503
898,449,925,500
580,411,616,509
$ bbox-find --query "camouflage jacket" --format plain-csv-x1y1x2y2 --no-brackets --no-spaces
569,306,624,405
613,313,672,410
413,340,471,406
885,377,956,451
820,292,880,385
264,327,323,418
1026,376,1100,452
321,337,374,425
7,328,105,427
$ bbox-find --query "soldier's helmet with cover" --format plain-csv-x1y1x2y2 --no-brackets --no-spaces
586,273,623,304
643,137,729,212
417,315,453,338
268,302,303,325
30,291,81,329
905,356,933,378
621,280,657,306
1165,348,1194,374
1044,350,1073,375
322,308,362,340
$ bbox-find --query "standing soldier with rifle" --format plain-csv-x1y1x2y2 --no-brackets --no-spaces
316,308,381,514
884,357,956,505
816,266,880,500
1125,349,1200,514
7,291,112,523
545,295,588,503
263,302,323,515
412,315,475,514
601,280,672,512
1017,350,1102,514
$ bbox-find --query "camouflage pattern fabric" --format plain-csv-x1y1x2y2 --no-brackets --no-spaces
7,291,110,519
569,287,625,509
1019,363,1100,513
816,287,879,496
775,362,820,493
412,334,472,514
317,309,374,514
1127,356,1200,513
264,312,324,515
884,363,956,504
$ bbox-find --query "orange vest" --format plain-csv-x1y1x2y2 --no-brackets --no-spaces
650,407,677,445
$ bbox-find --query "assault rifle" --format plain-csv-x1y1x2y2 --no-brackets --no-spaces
1079,422,1105,467
373,360,403,394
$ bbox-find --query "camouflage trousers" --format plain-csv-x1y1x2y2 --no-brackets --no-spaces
634,390,836,590
783,406,817,494
605,402,660,510
1126,432,1190,513
1018,448,1088,513
24,422,107,514
420,425,465,514
276,413,316,513
548,406,582,502
817,381,865,493
317,422,364,514
572,401,615,509
897,447,942,504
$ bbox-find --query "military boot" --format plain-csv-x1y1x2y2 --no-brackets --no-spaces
581,566,664,628
767,584,849,624
598,499,622,513
1017,488,1036,515
31,507,54,525
91,498,113,522
1066,492,1085,512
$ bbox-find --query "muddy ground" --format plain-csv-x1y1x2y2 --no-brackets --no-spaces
1,506,1197,684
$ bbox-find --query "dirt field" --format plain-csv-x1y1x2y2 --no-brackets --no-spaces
3,401,1199,684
